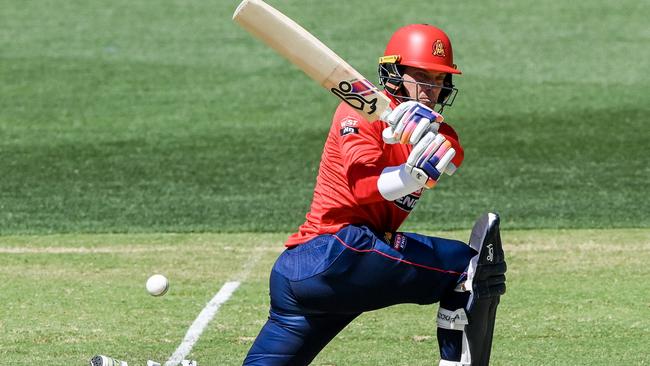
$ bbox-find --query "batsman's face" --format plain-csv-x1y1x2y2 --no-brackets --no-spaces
401,66,447,109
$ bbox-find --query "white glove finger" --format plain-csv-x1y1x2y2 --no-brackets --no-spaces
407,131,437,167
385,101,415,127
383,102,424,144
435,148,456,174
409,117,431,145
444,163,457,176
416,133,446,167
393,102,420,138
429,121,441,134
382,126,399,144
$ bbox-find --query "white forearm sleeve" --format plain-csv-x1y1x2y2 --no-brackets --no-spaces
377,164,422,201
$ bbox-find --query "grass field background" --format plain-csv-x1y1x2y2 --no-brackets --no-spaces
2,229,649,365
1,0,648,233
1,0,649,364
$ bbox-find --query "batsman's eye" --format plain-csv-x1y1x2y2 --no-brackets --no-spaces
416,72,445,85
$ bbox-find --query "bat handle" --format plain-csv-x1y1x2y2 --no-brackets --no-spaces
379,107,392,122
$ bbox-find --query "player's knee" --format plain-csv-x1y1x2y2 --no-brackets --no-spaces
442,239,478,275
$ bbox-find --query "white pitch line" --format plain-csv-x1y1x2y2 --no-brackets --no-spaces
164,281,241,366
164,244,266,365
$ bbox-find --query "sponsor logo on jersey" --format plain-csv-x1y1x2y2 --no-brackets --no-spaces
340,126,359,136
392,233,407,252
340,117,360,136
340,117,359,128
432,39,446,57
393,188,423,212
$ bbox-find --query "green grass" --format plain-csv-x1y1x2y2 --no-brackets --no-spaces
1,0,648,234
1,1,648,363
1,229,649,365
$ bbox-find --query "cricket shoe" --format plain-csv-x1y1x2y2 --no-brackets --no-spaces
147,360,197,366
89,355,128,366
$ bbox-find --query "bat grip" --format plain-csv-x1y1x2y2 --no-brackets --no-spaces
379,107,392,122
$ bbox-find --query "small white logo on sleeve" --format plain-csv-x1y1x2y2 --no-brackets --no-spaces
340,117,359,128
339,117,360,136
340,126,359,136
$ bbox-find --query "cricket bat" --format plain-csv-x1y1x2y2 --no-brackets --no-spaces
232,0,392,122
232,0,462,174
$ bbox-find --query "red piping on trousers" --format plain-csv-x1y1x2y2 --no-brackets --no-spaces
331,234,465,276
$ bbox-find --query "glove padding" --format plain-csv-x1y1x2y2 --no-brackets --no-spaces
382,101,443,145
406,132,456,189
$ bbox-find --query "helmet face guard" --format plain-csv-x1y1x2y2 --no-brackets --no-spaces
378,62,458,112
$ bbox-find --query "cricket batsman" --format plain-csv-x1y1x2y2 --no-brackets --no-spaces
243,24,507,366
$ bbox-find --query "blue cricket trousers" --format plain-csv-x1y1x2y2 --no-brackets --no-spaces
243,225,476,365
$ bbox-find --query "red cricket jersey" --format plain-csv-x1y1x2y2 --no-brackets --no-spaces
285,100,424,247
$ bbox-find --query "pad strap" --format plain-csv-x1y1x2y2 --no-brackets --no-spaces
439,360,469,366
436,307,468,331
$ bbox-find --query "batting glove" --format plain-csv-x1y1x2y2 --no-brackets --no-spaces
382,101,444,145
406,131,456,189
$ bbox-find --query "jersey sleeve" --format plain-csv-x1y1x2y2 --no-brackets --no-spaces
335,109,388,204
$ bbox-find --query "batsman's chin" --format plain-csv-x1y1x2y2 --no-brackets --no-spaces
418,98,434,109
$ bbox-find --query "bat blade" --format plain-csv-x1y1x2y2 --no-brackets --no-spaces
233,0,392,122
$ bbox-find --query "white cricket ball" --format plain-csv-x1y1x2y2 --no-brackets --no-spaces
146,274,169,296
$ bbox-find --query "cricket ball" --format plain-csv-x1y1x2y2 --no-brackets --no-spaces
146,274,169,296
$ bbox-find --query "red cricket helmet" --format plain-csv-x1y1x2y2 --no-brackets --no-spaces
382,24,461,75
379,24,461,110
